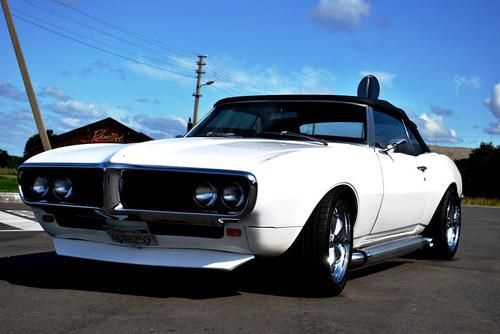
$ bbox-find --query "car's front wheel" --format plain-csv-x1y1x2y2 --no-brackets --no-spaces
294,189,354,296
424,186,461,260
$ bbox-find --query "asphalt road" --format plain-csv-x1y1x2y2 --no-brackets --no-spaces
0,204,499,334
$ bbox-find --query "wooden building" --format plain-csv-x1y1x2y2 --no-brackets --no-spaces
26,118,152,158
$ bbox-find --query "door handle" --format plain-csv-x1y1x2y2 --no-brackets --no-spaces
417,166,427,172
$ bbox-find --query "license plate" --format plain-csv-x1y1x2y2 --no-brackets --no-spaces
103,226,158,247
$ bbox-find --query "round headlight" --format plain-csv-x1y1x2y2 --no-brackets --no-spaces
53,177,73,200
222,182,245,209
194,182,218,208
32,176,49,197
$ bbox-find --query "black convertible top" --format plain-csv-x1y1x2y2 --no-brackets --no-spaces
215,94,415,127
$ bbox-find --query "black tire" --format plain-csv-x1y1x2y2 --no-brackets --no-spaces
424,186,461,260
292,189,354,296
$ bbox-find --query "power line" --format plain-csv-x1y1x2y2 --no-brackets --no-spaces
206,64,259,92
210,84,238,97
206,67,263,95
48,0,262,95
20,0,262,96
22,0,195,72
52,0,197,59
207,63,263,94
206,66,260,95
12,8,195,75
206,72,251,96
13,14,195,78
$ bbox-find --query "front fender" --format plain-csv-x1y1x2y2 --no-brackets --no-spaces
242,145,383,251
421,153,463,224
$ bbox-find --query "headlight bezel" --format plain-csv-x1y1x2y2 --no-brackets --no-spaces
31,176,50,198
18,166,104,208
193,181,218,208
53,176,73,200
221,182,246,210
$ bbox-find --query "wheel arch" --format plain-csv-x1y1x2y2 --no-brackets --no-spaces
288,183,359,251
329,184,359,228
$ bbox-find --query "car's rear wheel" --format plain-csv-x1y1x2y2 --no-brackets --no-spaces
424,186,461,260
293,189,354,296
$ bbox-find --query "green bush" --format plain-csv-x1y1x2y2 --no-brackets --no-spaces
0,175,18,193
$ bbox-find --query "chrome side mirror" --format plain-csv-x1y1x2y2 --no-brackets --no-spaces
380,138,408,154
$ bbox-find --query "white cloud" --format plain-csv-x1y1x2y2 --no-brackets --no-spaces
38,85,72,101
81,60,127,81
415,112,458,143
0,82,27,102
311,0,371,31
294,66,336,93
48,100,106,119
454,74,480,92
484,122,500,135
484,83,500,120
131,115,187,138
205,56,336,95
360,71,396,88
128,54,193,86
129,53,337,96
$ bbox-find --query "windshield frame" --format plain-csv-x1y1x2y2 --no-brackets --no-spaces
186,99,370,145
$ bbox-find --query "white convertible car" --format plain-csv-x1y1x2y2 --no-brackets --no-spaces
18,77,462,295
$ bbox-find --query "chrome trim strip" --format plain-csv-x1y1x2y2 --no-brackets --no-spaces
351,236,432,269
112,204,243,224
21,162,258,184
108,164,258,183
20,162,107,169
21,201,101,210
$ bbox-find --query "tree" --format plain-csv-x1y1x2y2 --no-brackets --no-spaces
23,130,58,161
456,142,500,199
0,149,8,168
0,149,20,168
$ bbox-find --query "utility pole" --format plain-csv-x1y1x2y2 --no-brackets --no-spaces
1,0,51,151
192,55,207,126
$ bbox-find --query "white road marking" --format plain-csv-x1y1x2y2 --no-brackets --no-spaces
5,210,36,220
0,211,43,232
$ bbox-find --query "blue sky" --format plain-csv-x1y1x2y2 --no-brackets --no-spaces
1,0,500,156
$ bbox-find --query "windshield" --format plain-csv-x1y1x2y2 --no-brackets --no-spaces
188,101,367,144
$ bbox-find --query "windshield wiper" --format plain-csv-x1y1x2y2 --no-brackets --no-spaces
262,131,328,146
205,132,238,137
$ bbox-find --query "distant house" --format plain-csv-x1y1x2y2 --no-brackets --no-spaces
26,117,152,158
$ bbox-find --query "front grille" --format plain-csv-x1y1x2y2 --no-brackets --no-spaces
19,166,104,208
119,169,254,215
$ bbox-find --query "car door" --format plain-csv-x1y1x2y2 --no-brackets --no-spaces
370,110,429,235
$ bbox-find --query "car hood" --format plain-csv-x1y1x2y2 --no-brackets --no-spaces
109,137,325,170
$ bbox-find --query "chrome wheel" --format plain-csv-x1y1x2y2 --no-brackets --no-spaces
446,198,461,251
327,201,351,283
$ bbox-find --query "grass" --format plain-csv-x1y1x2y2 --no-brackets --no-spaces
0,175,18,193
0,168,17,176
463,197,500,207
